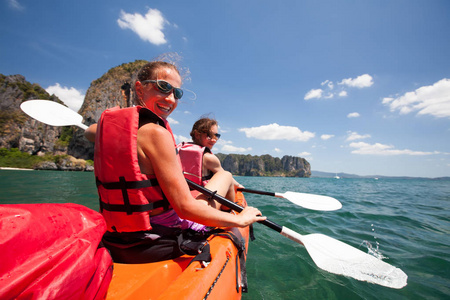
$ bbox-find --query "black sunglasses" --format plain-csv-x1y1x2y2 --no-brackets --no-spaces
206,132,221,140
141,80,183,100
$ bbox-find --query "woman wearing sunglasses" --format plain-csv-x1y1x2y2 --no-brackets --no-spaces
178,117,243,211
90,61,266,263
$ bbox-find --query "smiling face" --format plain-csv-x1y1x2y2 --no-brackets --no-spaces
135,67,182,119
196,124,219,149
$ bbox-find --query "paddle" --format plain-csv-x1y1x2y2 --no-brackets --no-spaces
19,100,342,212
187,179,407,289
20,100,88,130
237,188,342,211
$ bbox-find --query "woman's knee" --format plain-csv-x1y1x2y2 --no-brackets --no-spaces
215,170,232,181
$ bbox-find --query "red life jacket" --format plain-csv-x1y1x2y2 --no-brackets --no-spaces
177,142,213,186
94,106,175,233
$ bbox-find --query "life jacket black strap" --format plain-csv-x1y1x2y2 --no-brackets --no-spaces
97,176,170,215
202,173,214,182
99,199,170,214
96,177,160,190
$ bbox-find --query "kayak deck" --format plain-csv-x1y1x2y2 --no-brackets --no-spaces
106,257,191,299
106,192,249,300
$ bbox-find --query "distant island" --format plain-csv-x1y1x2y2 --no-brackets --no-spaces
216,153,311,177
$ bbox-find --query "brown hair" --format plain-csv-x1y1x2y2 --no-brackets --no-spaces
137,61,180,82
134,61,181,106
190,117,218,144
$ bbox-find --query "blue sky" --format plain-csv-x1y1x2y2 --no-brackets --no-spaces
1,0,449,178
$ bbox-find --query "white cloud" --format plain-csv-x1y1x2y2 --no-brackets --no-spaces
216,139,231,146
46,83,84,112
339,74,374,88
346,131,371,141
117,9,167,45
215,139,251,153
174,134,191,144
347,112,360,118
349,142,438,156
167,117,179,124
239,123,315,142
274,148,282,153
304,89,323,100
382,78,450,119
221,144,252,153
8,0,24,10
321,134,335,140
321,80,334,89
338,90,348,97
299,151,311,156
305,74,372,101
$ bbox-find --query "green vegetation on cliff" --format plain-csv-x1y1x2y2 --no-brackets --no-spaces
0,148,57,169
0,148,93,170
0,74,54,101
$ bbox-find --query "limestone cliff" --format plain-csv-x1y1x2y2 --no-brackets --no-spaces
0,62,311,177
0,74,67,156
70,60,148,159
0,60,147,160
216,153,311,177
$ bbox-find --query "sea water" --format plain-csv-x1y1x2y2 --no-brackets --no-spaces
1,170,449,299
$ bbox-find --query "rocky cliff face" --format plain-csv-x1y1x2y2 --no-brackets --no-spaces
70,60,148,160
1,62,311,177
216,153,311,177
0,74,66,156
0,61,148,160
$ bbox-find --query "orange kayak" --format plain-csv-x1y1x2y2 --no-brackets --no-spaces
106,191,250,300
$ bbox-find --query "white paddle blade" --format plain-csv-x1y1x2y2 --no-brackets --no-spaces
20,100,87,130
279,192,342,211
282,227,408,289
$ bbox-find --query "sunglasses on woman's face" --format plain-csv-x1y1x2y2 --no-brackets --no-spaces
141,80,183,100
206,132,221,140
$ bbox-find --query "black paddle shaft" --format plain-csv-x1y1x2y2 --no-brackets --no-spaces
237,188,276,197
186,179,283,233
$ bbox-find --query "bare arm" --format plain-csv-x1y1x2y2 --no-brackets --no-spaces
138,124,263,227
84,124,97,142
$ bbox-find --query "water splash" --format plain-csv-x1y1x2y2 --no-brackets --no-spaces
361,224,388,260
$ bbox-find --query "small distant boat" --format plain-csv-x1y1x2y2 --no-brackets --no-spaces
334,173,340,179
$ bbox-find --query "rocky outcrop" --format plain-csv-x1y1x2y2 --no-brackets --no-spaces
0,74,66,155
70,60,148,160
0,61,148,160
34,155,93,171
0,63,311,176
281,155,311,177
216,153,311,177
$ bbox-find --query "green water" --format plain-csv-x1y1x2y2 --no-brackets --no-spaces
1,170,449,299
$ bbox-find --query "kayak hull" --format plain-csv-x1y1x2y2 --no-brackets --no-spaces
106,191,250,300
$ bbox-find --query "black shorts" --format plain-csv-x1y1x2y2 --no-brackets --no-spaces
102,225,211,264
